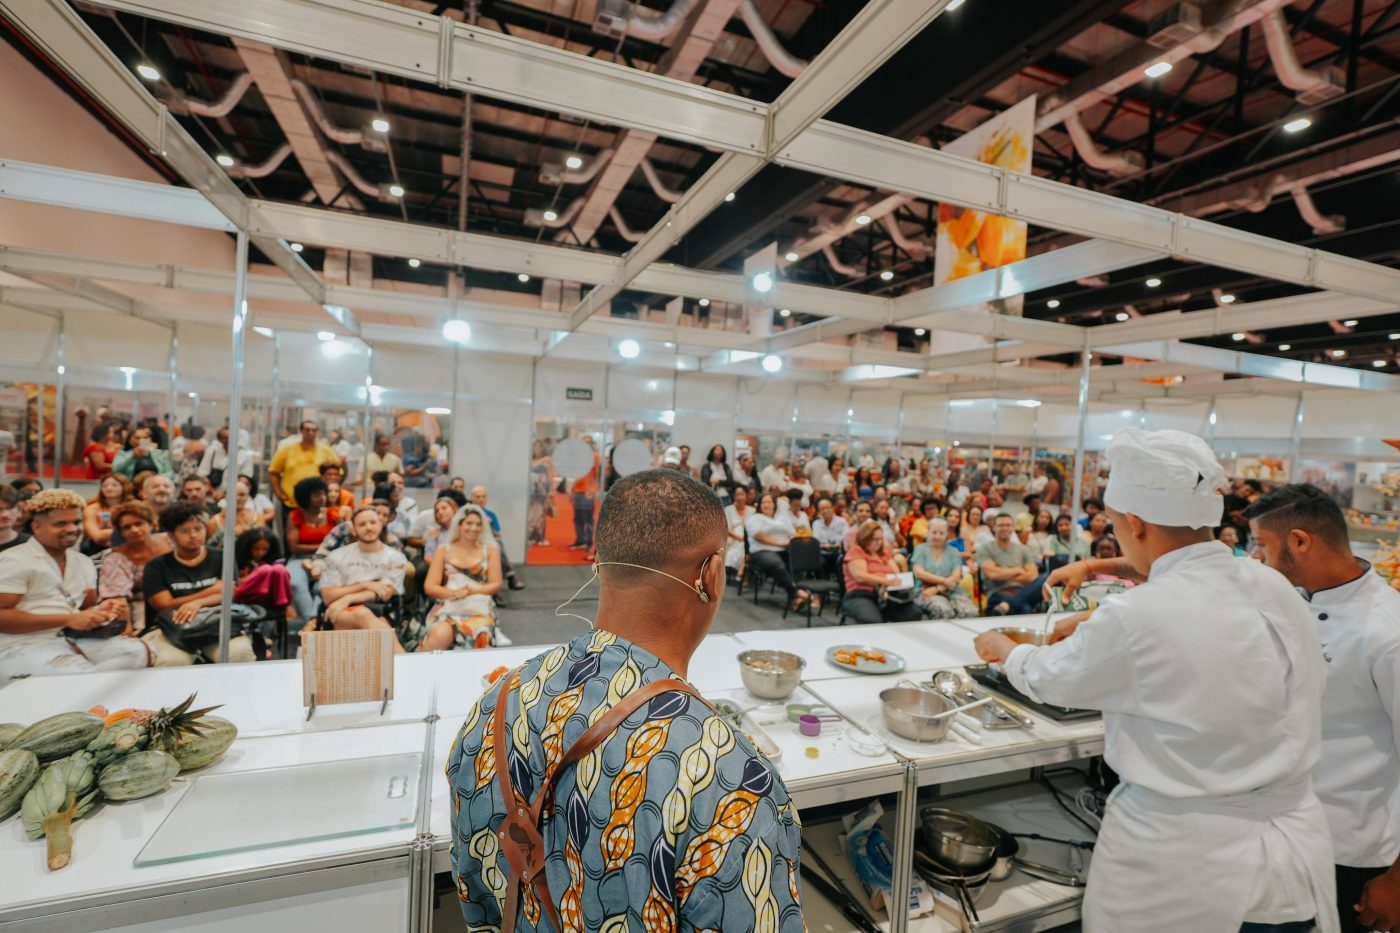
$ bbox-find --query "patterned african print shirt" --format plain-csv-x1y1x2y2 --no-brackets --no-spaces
447,630,806,932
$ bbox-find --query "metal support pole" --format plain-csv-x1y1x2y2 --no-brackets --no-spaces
168,328,179,439
35,383,45,481
268,333,282,481
888,757,919,933
53,323,65,488
989,398,1000,480
1205,398,1219,449
360,345,375,499
1288,395,1306,482
217,231,250,665
1069,349,1092,523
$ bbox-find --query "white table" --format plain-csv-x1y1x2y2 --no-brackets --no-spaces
731,622,976,680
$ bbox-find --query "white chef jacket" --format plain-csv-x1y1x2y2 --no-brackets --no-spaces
1004,541,1337,932
1303,563,1400,868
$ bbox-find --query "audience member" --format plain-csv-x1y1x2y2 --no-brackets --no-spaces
811,497,848,575
0,490,147,681
732,451,757,495
1027,509,1055,559
842,521,920,624
268,420,341,510
196,426,246,492
419,505,502,651
745,493,813,612
911,518,976,619
807,450,833,494
320,462,356,508
1077,496,1105,530
372,482,412,542
778,488,811,533
983,513,1046,616
700,444,736,505
360,434,402,483
852,465,875,500
179,475,211,511
944,505,966,552
913,459,939,501
0,488,29,555
81,422,121,479
1048,513,1089,563
843,500,875,549
82,473,131,553
946,469,970,508
317,506,408,652
207,475,264,541
449,476,467,494
999,463,1030,514
722,486,752,577
10,477,43,497
960,504,988,558
142,501,256,665
284,477,342,623
468,485,525,591
138,474,175,516
1217,524,1248,556
231,527,293,627
97,501,171,633
677,444,696,478
903,497,941,550
408,491,467,559
111,425,174,479
1083,511,1112,548
760,454,788,494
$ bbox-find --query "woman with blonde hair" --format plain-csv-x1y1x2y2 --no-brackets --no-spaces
418,505,503,651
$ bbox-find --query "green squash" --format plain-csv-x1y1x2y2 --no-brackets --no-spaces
0,723,24,750
9,713,104,763
168,717,238,771
97,750,180,801
0,748,41,821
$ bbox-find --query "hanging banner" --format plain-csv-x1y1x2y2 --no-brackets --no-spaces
933,95,1036,319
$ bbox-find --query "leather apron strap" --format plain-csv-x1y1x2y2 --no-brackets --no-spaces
492,667,707,933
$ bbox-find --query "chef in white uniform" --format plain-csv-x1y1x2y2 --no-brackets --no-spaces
1244,483,1400,933
974,427,1337,933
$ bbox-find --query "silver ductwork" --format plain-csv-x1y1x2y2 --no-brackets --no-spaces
291,79,389,153
1289,185,1345,235
593,0,704,42
1260,9,1346,104
227,142,293,179
1064,112,1144,177
639,158,683,203
738,0,807,77
880,213,928,256
540,149,614,186
324,150,401,202
608,206,645,243
164,71,253,118
525,198,586,229
822,244,860,278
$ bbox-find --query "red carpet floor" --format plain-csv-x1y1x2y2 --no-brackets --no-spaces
526,492,594,566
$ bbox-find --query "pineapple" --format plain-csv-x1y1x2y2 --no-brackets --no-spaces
85,720,148,768
109,694,224,753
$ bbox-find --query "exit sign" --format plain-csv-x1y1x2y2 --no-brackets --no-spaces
566,387,593,401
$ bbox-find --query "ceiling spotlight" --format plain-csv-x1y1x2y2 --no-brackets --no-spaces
1115,311,1131,322
1282,117,1312,134
215,153,236,168
564,155,584,170
370,116,391,133
289,242,304,253
1343,319,1359,327
119,366,137,375
1231,333,1246,342
1145,277,1161,288
778,308,791,317
1144,61,1173,79
618,338,641,359
1373,360,1387,368
880,270,895,282
1278,344,1292,351
442,319,472,343
542,209,558,222
408,258,421,268
136,63,161,82
388,184,405,198
1390,333,1400,340
317,331,336,342
1218,293,1236,304
751,272,774,293
699,298,710,307
426,406,452,415
761,354,783,374
1047,299,1061,309
784,251,800,263
724,192,736,202
914,328,926,336
252,326,274,338
1330,349,1347,358
517,273,530,283
855,214,872,225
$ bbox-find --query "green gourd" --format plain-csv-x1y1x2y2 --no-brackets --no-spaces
0,723,24,750
167,717,238,771
97,750,180,801
9,713,105,763
85,721,149,768
20,751,96,870
0,748,41,821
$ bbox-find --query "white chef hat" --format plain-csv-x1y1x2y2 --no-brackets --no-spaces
1103,427,1225,529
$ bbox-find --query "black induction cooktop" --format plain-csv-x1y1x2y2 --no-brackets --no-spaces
964,664,1102,723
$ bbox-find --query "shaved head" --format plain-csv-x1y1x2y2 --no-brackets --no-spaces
595,469,726,584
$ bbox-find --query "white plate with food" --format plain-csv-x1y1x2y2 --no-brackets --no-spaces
825,645,906,675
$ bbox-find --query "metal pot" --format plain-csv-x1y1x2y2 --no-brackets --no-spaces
917,807,999,873
879,681,957,742
737,650,805,699
988,626,1050,674
985,822,1020,882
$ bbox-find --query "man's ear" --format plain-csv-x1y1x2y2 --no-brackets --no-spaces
1125,512,1149,541
1288,527,1313,555
702,549,726,604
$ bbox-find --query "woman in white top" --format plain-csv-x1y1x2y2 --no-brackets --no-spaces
723,486,752,574
960,504,987,564
1027,509,1055,559
744,493,812,612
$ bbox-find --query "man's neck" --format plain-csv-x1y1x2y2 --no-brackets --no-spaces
0,529,15,545
357,539,384,553
595,591,700,678
301,440,315,450
1300,550,1368,595
175,547,204,563
40,540,65,564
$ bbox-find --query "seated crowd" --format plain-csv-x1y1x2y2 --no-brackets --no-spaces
0,416,523,684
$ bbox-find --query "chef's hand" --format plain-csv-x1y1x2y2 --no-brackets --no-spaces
1049,611,1092,644
974,632,1017,664
1358,868,1400,932
1045,560,1093,606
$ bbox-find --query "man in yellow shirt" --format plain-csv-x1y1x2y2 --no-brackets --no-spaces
268,420,340,508
358,434,403,484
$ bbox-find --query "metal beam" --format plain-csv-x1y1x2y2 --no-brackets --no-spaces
1086,291,1394,346
1095,339,1400,391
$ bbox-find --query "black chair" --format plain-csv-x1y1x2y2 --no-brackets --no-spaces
785,537,842,627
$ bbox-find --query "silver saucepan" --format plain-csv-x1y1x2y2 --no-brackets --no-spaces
917,807,1000,874
987,627,1051,674
879,681,958,742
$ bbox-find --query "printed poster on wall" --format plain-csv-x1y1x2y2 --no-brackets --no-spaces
933,95,1036,318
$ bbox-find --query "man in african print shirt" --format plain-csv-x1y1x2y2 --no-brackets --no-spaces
448,469,805,931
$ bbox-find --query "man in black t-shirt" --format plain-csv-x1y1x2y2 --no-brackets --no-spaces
141,501,255,665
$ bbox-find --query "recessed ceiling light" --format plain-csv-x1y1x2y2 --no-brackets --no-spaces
1330,349,1347,358
370,116,391,133
751,272,774,293
215,153,235,167
699,298,710,307
880,270,895,281
1390,333,1400,340
442,319,472,343
136,63,161,82
1046,299,1061,309
778,308,791,317
1282,117,1312,134
1278,344,1291,351
618,338,641,359
388,184,405,198
565,155,584,170
1343,319,1359,327
317,331,336,342
252,326,274,338
946,0,966,8
784,251,800,262
1231,332,1246,341
855,214,872,225
289,242,304,253
761,354,783,374
517,273,530,283
1145,277,1161,288
1144,61,1173,78
426,406,452,415
1218,293,1236,304
914,328,926,336
408,258,420,268
1373,359,1387,367
542,209,558,222
724,192,736,202
119,366,137,375
1115,311,1131,321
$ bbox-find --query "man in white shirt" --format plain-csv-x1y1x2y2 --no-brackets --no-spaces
811,497,847,577
776,489,810,533
976,427,1337,933
804,452,830,492
1246,484,1400,933
319,506,409,653
759,455,788,495
0,490,148,681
